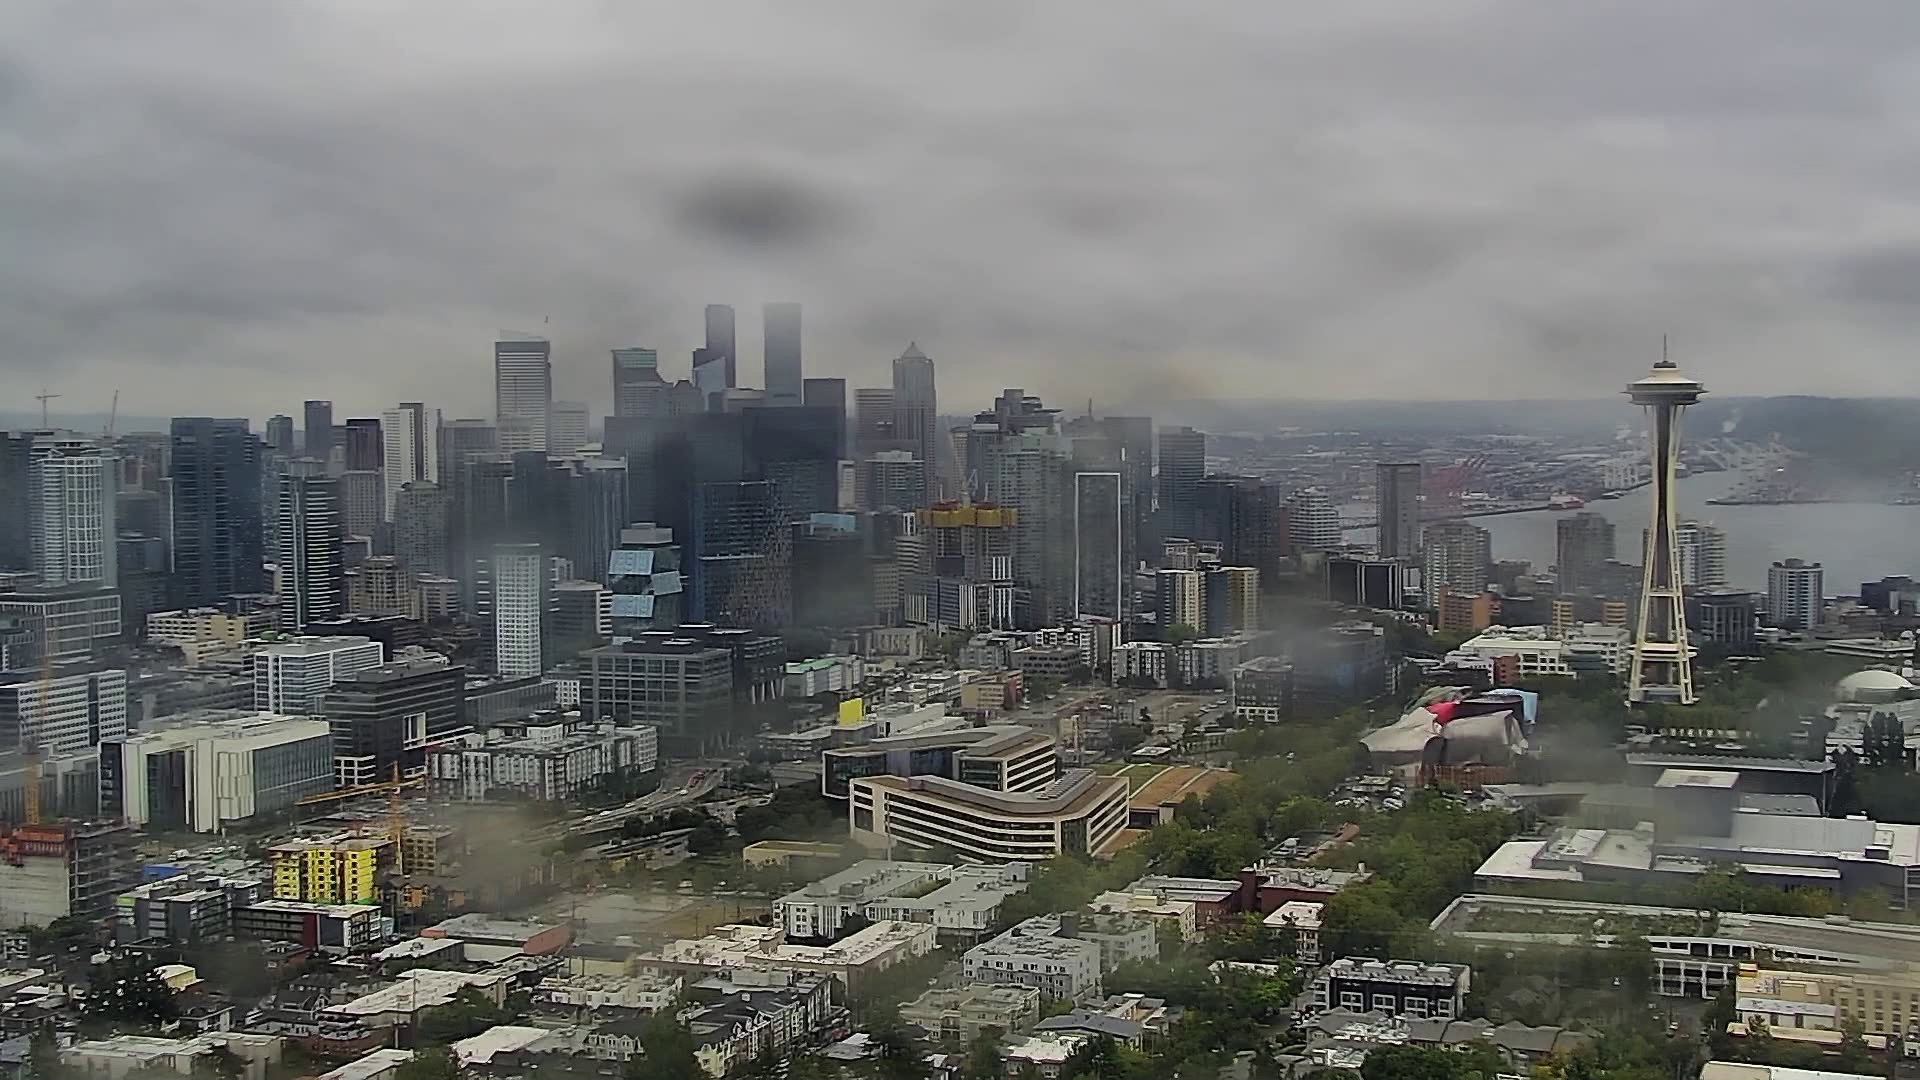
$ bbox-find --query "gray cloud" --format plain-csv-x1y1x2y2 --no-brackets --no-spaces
3,0,1920,422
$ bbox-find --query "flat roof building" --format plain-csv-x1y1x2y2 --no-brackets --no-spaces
850,768,1129,863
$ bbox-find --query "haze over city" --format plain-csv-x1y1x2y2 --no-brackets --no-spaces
9,1,1920,415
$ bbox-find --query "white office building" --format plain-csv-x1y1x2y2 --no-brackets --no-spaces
1768,559,1824,631
850,769,1130,863
110,711,335,833
380,403,441,520
1450,623,1633,678
495,336,553,454
29,437,117,589
492,545,548,678
253,636,385,714
0,668,128,756
549,401,590,455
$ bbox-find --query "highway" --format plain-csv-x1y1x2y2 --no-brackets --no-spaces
556,766,728,838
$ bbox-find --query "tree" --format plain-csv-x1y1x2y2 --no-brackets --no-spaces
1359,1045,1461,1080
191,1046,245,1080
1062,1036,1128,1080
867,1005,930,1080
84,964,177,1028
625,1014,701,1080
1864,711,1906,768
1838,1018,1870,1073
394,1048,460,1080
1166,623,1199,646
965,1027,1005,1080
27,1025,65,1080
415,987,510,1045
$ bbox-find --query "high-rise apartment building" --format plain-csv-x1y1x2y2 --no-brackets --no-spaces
907,504,1017,631
1156,569,1204,632
1156,427,1206,540
1421,520,1492,605
436,419,498,475
550,401,590,455
492,543,551,678
612,348,665,418
1677,520,1727,589
0,668,128,756
1195,474,1286,587
302,401,333,460
608,523,685,635
494,336,553,454
335,470,383,542
1555,512,1616,595
1285,488,1342,552
275,474,344,631
1204,565,1260,635
1767,558,1824,631
1375,462,1423,560
29,437,117,590
763,302,803,407
1074,472,1124,621
379,404,439,519
169,418,264,607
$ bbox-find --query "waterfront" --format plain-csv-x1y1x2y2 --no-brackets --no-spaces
1348,469,1920,595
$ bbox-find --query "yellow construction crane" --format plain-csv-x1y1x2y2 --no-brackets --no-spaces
388,762,408,875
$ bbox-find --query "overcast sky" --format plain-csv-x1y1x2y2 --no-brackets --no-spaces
5,1,1919,422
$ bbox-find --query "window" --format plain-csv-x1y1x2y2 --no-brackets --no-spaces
1372,994,1395,1011
1340,992,1364,1009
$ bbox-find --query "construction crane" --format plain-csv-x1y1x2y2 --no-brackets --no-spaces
294,770,423,808
32,389,60,430
102,390,119,440
387,762,408,875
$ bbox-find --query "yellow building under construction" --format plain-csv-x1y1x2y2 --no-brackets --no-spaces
268,835,393,904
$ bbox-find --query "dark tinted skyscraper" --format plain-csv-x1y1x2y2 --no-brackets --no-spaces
1157,426,1206,541
892,343,937,501
170,418,263,606
303,401,334,460
693,479,790,627
704,304,737,388
1375,461,1422,560
1556,511,1616,595
0,434,31,572
763,302,803,407
612,348,665,418
343,418,383,472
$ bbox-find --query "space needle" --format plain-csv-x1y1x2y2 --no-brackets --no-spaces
1626,347,1705,705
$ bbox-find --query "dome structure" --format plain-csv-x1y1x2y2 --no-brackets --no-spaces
1835,668,1917,703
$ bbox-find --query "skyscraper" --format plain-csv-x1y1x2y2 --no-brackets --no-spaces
275,473,344,631
763,302,803,407
169,418,263,607
1627,355,1705,705
550,401,590,456
1555,512,1616,594
1375,461,1422,560
265,415,295,456
802,378,848,458
29,436,117,590
1767,558,1824,631
704,304,737,388
1195,474,1286,587
494,335,553,454
1677,520,1727,589
379,403,439,520
892,343,938,498
1421,519,1491,605
612,348,665,418
302,401,333,460
393,481,451,580
1156,568,1204,631
692,480,790,627
343,418,383,473
491,543,550,678
1157,426,1206,541
1285,488,1342,552
1074,472,1124,620
854,388,900,461
0,434,31,572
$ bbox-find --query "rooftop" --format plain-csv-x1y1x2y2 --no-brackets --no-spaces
859,769,1126,820
426,914,562,942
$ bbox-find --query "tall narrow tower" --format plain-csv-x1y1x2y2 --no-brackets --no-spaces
1626,352,1705,705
